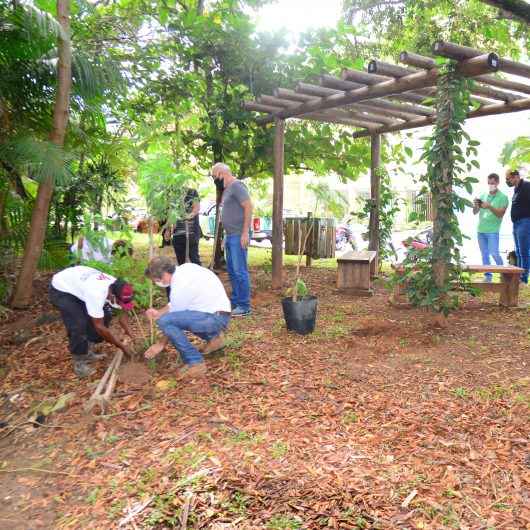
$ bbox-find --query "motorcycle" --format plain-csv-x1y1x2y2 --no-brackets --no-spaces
335,224,354,251
400,227,433,261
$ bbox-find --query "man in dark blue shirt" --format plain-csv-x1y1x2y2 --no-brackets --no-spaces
506,169,530,283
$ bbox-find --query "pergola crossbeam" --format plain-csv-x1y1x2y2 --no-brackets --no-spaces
400,50,530,95
351,97,530,137
250,41,530,290
371,58,523,103
433,40,530,79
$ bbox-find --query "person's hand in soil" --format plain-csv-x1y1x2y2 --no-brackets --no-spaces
121,344,136,358
144,341,166,359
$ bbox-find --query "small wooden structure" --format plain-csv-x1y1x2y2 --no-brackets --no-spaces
284,216,335,259
243,40,530,289
337,250,377,295
393,264,524,307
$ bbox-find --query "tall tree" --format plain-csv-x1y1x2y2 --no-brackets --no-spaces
11,0,72,308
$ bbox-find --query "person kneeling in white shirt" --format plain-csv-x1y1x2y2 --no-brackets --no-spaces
144,257,231,379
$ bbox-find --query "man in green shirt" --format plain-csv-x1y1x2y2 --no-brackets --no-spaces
473,173,509,282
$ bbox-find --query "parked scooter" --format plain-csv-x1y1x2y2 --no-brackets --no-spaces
335,223,354,251
401,227,433,261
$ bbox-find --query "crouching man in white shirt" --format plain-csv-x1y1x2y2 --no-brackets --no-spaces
144,257,231,379
49,266,135,378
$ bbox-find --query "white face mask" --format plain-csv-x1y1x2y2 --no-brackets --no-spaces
489,184,497,193
106,298,121,309
155,280,170,288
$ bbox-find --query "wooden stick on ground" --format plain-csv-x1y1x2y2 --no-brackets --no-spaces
84,350,124,414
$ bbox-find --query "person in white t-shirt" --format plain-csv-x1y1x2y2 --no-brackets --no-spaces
144,257,231,379
71,236,133,264
71,236,114,264
49,266,135,377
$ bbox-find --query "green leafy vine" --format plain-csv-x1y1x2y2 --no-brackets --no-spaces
398,63,479,315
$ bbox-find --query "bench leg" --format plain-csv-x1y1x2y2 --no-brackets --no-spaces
500,273,520,307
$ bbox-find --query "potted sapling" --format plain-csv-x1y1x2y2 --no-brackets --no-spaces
281,217,318,335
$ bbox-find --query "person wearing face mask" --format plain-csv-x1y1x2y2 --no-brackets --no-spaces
49,266,135,377
210,162,253,317
143,256,231,379
473,173,509,282
506,168,530,283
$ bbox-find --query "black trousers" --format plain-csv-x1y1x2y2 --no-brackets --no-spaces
49,285,112,357
172,235,201,266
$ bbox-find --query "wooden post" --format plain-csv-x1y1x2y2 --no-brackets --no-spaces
272,118,285,289
368,134,381,271
305,211,313,268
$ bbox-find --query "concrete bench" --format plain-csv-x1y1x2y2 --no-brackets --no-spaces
392,264,524,307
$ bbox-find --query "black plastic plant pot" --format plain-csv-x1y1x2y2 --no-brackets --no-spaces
281,295,318,335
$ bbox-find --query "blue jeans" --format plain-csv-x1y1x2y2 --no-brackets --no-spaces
225,233,250,311
477,232,503,281
157,311,230,365
513,217,530,283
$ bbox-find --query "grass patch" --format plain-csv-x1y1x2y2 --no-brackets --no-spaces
343,411,359,424
267,515,302,529
270,440,289,459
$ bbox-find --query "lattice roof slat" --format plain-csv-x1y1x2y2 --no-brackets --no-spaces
243,41,530,137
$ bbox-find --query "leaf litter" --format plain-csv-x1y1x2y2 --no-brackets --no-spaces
0,268,528,529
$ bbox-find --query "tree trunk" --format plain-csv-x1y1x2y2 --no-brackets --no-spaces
10,0,71,308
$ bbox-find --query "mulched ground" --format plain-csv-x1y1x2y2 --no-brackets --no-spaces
0,267,529,530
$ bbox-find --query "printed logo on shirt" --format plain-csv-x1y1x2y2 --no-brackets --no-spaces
80,270,112,282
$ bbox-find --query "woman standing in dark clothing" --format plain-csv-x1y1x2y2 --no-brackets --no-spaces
172,188,202,266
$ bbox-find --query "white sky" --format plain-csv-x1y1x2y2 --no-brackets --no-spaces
254,0,342,39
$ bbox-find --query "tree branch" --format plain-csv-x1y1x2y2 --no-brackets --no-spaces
479,0,530,23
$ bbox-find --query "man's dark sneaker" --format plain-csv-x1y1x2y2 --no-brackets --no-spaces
231,306,251,317
72,357,95,378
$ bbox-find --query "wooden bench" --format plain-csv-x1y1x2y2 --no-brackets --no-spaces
337,250,377,295
392,264,524,307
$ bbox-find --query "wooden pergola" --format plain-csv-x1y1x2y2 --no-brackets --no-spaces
243,41,530,289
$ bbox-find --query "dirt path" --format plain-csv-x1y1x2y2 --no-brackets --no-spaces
0,268,528,529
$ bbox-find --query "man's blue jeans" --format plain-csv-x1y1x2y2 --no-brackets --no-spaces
225,233,250,311
477,232,503,281
157,311,230,365
513,217,530,283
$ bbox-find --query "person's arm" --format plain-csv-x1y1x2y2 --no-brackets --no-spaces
481,202,507,219
240,199,252,249
190,200,200,218
118,313,133,338
91,317,133,355
146,304,170,321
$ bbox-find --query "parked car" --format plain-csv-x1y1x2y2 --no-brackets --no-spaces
199,203,272,242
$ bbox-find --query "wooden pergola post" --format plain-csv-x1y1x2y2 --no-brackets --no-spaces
272,118,285,289
368,134,381,269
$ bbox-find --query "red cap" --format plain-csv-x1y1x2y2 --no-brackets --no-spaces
114,281,134,311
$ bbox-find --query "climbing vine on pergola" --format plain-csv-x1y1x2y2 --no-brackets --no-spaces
243,40,530,310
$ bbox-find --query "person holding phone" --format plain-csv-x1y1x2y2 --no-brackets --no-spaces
473,173,508,282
